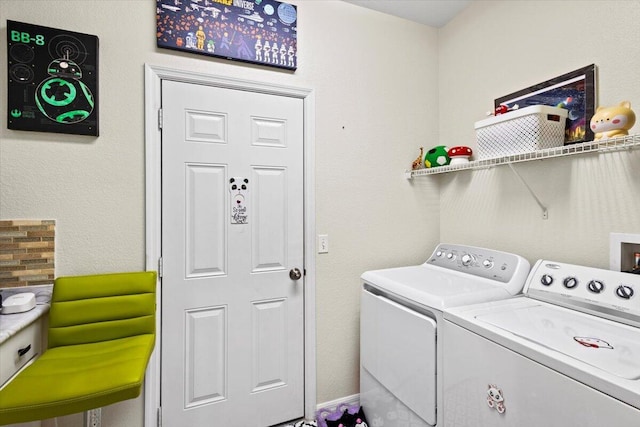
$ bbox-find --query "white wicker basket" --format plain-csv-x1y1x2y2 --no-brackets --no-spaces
475,105,568,160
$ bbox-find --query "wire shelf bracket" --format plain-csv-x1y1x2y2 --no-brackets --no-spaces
507,163,548,220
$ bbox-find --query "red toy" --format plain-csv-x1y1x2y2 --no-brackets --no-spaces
447,146,473,165
488,103,519,116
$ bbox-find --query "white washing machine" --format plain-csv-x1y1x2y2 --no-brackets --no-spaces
443,259,640,426
360,243,530,427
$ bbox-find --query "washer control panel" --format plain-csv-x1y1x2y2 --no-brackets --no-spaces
427,243,529,285
527,260,640,327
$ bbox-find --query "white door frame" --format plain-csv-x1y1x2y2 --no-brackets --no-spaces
143,64,317,426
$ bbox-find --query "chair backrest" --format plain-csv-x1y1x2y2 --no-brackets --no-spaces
48,271,156,349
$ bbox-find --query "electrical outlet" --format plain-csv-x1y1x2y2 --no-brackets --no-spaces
318,234,329,254
86,408,101,427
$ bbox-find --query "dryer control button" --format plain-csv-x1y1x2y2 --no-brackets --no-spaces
616,285,634,300
587,280,605,294
540,274,554,286
483,259,494,269
461,254,475,266
564,277,579,289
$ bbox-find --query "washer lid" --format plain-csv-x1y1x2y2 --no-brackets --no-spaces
362,264,514,310
477,303,640,379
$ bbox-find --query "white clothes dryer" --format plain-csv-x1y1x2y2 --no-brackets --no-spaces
360,243,530,427
443,259,640,427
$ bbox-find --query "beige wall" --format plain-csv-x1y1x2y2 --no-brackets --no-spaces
438,0,640,267
2,1,640,426
0,1,438,425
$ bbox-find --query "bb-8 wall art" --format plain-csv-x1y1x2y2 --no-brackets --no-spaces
7,20,99,136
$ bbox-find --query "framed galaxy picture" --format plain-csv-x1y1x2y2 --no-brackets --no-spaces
156,0,297,71
7,21,99,136
495,64,596,144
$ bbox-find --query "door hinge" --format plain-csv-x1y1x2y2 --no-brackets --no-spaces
157,407,162,427
158,108,163,129
158,257,163,278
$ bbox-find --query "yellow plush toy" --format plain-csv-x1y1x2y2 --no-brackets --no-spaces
590,101,636,140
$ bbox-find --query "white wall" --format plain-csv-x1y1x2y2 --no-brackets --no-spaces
0,1,439,425
438,1,640,267
4,1,638,426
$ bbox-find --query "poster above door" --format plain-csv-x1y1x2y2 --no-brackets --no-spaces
156,0,298,71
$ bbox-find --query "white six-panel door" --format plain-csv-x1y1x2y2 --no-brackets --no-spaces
160,80,304,427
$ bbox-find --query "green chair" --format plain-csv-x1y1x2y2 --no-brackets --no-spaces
0,271,156,425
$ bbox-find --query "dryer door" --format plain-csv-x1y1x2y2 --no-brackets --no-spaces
361,289,437,425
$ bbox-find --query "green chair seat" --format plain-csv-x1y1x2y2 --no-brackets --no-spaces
0,271,156,425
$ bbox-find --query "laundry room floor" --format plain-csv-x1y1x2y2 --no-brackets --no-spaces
284,420,317,427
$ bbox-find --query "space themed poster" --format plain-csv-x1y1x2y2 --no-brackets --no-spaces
156,0,297,70
7,21,99,136
494,64,596,144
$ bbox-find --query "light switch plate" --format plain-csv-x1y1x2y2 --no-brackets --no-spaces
318,234,329,254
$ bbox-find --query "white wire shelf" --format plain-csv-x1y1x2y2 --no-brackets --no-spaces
406,133,640,178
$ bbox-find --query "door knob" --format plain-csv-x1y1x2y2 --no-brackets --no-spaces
289,268,302,281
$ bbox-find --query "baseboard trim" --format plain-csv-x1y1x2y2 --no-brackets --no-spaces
316,393,360,413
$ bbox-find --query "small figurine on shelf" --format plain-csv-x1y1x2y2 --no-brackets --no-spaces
487,103,519,116
556,96,573,109
590,101,636,140
411,147,424,170
424,145,450,168
448,146,473,165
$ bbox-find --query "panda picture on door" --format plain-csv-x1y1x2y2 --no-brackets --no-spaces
229,177,249,224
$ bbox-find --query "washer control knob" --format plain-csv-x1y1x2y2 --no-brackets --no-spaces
587,280,605,294
563,277,578,289
616,285,634,300
436,251,444,257
446,252,456,261
483,259,494,269
461,254,474,266
540,274,554,286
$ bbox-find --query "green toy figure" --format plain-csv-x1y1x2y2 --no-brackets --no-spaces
424,145,450,168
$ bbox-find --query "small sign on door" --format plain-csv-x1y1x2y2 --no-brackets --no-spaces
229,177,249,224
